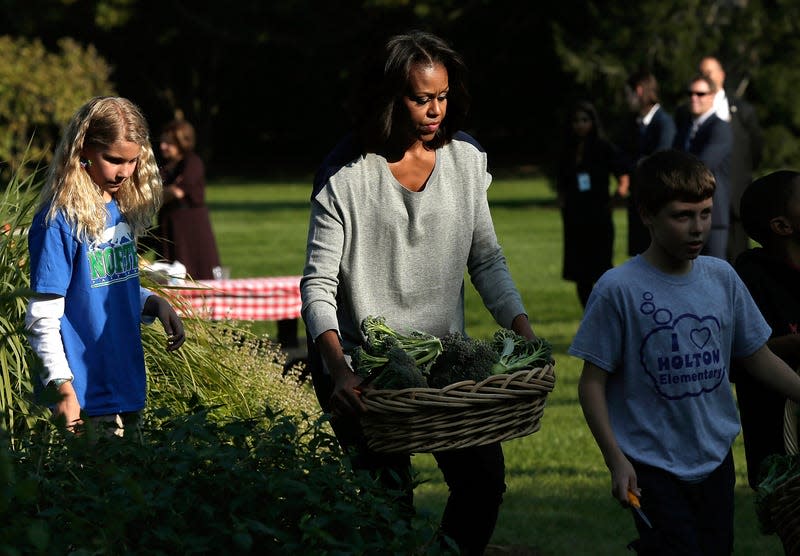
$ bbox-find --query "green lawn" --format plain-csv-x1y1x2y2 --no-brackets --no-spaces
206,177,783,556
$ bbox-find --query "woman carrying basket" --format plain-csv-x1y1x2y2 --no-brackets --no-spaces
300,30,538,555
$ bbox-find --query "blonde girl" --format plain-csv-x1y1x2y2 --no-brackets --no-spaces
26,96,185,437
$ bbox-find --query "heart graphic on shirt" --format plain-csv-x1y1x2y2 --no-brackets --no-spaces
690,328,711,350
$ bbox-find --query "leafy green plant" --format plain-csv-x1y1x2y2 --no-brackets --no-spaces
0,160,50,444
0,35,115,179
0,405,451,555
141,314,320,423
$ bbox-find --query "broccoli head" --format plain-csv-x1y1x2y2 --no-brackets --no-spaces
360,315,442,373
427,332,498,388
370,346,429,390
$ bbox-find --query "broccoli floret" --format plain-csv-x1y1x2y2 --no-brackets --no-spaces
490,329,553,375
370,346,428,390
351,345,388,379
427,332,498,388
360,315,442,373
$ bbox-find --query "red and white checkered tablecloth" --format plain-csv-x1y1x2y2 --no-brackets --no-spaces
169,276,302,321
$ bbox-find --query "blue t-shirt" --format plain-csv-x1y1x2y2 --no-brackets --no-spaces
568,255,770,481
28,200,146,416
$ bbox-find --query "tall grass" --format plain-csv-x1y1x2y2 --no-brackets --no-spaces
206,176,783,555
0,167,49,444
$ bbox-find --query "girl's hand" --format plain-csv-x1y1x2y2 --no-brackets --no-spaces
143,295,186,351
52,381,83,431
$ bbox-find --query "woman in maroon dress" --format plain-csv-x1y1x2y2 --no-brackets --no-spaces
154,119,221,280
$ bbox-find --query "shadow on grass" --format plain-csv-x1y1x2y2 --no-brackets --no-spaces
208,200,311,212
207,197,560,213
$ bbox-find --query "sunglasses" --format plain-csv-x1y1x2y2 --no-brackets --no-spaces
687,90,711,97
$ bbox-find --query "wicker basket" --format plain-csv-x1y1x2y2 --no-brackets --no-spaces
359,364,555,453
762,400,800,556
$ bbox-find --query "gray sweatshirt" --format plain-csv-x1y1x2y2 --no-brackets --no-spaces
301,132,527,353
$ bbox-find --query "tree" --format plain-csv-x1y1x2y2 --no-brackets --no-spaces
0,35,114,177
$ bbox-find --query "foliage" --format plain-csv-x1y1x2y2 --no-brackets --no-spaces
0,35,115,179
490,329,552,374
141,311,320,424
755,453,800,533
0,160,49,444
549,0,800,171
5,2,800,174
0,406,449,555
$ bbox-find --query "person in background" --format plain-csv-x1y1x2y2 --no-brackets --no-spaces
25,96,185,438
674,74,733,260
733,170,800,489
699,56,764,263
556,100,628,308
622,70,676,257
571,149,800,555
301,30,538,555
152,119,220,280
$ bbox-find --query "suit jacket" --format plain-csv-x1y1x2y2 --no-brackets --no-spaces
638,106,676,161
675,95,763,217
624,106,678,255
674,112,733,229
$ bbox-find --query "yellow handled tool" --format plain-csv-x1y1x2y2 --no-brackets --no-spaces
627,490,653,529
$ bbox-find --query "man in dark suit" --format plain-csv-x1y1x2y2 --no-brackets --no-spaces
674,74,733,259
623,70,677,256
699,56,764,262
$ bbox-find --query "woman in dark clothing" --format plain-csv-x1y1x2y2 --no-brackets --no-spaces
154,119,220,280
557,101,628,307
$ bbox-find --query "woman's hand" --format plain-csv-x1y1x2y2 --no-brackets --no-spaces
162,184,186,203
329,370,366,418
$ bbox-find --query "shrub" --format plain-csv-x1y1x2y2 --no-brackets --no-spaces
0,406,449,555
0,35,115,179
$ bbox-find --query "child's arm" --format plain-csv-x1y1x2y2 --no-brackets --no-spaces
142,294,186,351
578,361,639,505
25,295,82,428
765,335,800,371
739,344,800,403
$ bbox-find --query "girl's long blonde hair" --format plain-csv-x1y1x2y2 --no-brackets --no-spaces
39,96,162,241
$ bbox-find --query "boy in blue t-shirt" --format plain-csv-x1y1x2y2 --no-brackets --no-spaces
569,149,800,555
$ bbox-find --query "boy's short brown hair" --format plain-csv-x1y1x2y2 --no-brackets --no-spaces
634,149,716,215
740,170,800,246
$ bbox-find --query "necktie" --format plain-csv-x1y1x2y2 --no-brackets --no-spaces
685,121,698,151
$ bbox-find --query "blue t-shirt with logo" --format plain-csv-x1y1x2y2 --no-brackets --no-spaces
28,200,146,416
568,255,770,481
